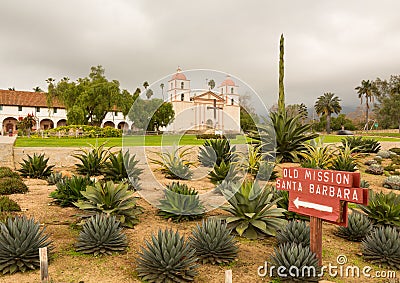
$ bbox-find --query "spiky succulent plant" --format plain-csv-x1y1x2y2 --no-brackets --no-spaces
75,213,127,256
365,164,384,175
46,172,64,185
157,182,204,222
189,218,238,264
222,181,287,239
136,228,198,283
208,160,240,185
102,150,143,182
18,153,54,179
362,226,400,270
198,139,235,167
335,211,372,242
383,175,400,190
276,220,310,246
0,216,52,274
270,243,320,282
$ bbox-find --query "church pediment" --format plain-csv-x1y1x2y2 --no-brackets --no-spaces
193,91,224,102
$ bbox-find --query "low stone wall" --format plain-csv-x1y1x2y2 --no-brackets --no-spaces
0,143,15,168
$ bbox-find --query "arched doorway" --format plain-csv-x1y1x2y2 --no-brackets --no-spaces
103,121,115,128
117,122,129,130
57,119,67,127
40,119,54,130
2,117,18,135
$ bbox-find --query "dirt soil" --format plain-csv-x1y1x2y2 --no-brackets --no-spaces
1,143,400,283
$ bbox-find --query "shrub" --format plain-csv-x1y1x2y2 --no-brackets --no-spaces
335,211,373,242
362,226,400,270
270,243,320,281
377,150,392,159
18,153,54,179
383,175,400,190
360,180,370,188
45,125,122,138
75,214,128,256
364,159,377,166
331,142,359,172
365,164,384,175
222,181,287,239
276,220,310,246
73,142,110,176
136,229,198,283
0,196,21,212
358,191,400,228
342,136,381,153
102,150,143,182
0,177,28,195
198,139,235,167
0,167,19,179
0,216,52,274
50,175,95,207
300,141,336,169
74,181,143,228
158,182,204,222
150,146,194,180
189,218,238,264
389,147,400,155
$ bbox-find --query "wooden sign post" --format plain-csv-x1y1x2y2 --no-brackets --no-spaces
276,167,369,264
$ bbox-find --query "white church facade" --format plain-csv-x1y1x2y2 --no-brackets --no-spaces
165,68,241,133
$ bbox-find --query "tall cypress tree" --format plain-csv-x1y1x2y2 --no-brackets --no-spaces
278,34,285,114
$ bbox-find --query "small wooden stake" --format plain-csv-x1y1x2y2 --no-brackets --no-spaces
39,247,49,283
310,216,323,265
225,269,232,283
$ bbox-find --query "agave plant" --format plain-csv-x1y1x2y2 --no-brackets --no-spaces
158,182,204,222
75,214,128,256
150,146,194,179
270,243,320,282
330,142,359,172
189,218,238,264
222,181,287,239
46,172,64,185
18,153,54,179
74,181,143,228
335,211,372,242
208,160,240,185
274,189,310,221
276,220,310,246
234,144,264,176
198,139,235,167
102,150,143,182
299,140,336,169
50,175,95,207
362,226,400,270
0,216,52,274
256,161,278,181
73,142,110,176
342,136,381,153
252,112,319,163
358,191,400,228
136,228,198,283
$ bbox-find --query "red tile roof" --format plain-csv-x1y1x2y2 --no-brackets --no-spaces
0,89,65,108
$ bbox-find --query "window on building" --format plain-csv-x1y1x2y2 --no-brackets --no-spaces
54,107,57,113
18,106,22,111
114,111,118,116
181,93,184,101
221,88,223,94
231,98,234,105
181,82,184,89
36,107,40,112
171,83,173,89
231,87,234,94
0,105,3,111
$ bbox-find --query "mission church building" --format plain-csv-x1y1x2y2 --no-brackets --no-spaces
165,68,241,133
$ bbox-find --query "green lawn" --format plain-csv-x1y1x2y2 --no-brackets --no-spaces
15,134,249,147
319,135,400,143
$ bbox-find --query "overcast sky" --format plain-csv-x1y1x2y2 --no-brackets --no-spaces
1,0,399,113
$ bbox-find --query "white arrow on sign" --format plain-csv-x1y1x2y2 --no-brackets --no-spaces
293,197,333,213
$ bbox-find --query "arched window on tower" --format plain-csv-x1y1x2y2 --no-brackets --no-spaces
221,88,223,94
231,98,234,105
171,82,173,89
181,93,184,101
231,87,234,94
181,82,184,89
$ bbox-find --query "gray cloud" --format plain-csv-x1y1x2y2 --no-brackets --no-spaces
1,0,399,113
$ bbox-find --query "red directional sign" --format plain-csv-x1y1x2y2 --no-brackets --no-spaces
276,167,369,226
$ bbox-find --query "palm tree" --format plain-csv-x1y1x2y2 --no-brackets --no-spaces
33,86,43,92
160,83,165,100
314,92,342,134
355,80,374,130
143,81,149,90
